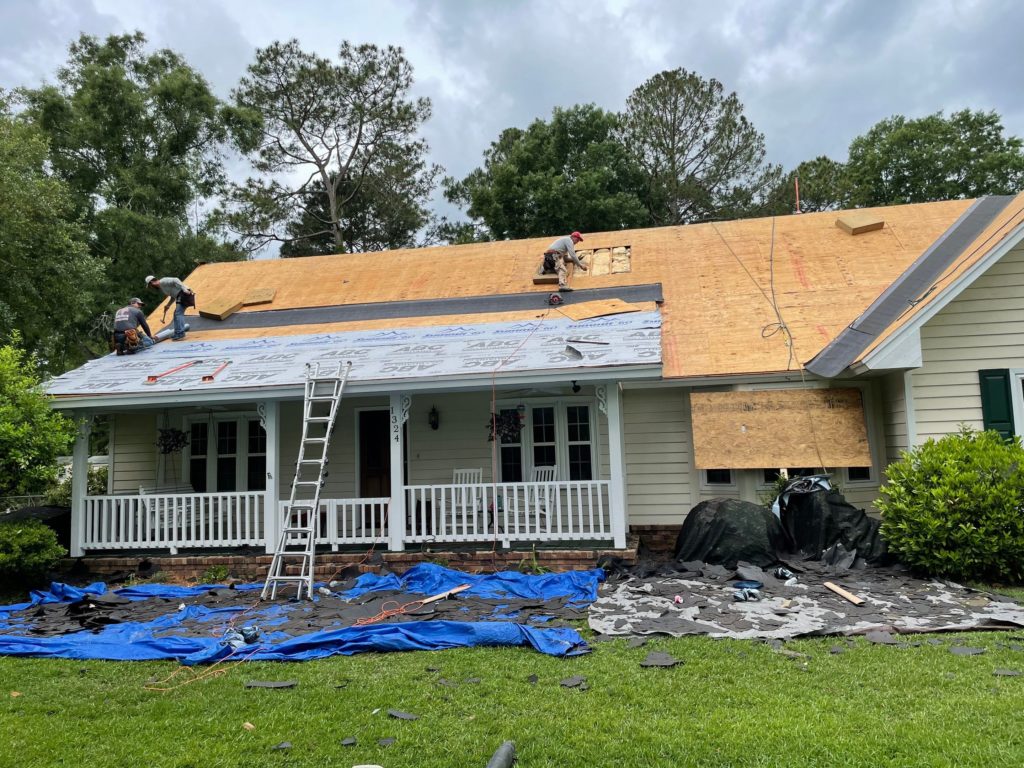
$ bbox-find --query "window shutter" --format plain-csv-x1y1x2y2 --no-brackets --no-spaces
978,369,1014,439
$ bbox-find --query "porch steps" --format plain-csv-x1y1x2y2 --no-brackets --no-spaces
261,361,351,600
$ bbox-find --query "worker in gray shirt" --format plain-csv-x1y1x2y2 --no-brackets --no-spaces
542,231,588,291
146,274,195,340
112,297,154,355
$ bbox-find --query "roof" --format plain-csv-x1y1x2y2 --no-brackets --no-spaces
143,199,976,381
46,311,662,399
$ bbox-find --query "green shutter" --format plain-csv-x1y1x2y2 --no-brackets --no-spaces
978,369,1014,440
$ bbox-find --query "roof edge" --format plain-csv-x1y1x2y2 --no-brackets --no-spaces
805,195,1014,377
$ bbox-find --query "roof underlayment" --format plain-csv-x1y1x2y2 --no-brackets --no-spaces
47,311,662,398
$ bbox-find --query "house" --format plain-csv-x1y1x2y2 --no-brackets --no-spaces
45,193,1024,574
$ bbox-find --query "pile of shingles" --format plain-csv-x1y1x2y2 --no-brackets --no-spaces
0,583,585,639
588,560,1024,641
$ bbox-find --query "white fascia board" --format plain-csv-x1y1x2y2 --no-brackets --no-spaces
622,370,830,390
51,364,663,412
860,219,1024,372
854,327,922,373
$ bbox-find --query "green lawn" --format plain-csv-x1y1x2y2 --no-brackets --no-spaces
2,630,1024,768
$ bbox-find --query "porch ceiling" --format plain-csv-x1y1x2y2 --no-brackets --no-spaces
47,310,661,400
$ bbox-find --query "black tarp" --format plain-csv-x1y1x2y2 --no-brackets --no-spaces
673,498,793,568
780,488,891,565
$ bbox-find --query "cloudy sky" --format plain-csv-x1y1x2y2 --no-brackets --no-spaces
2,0,1023,225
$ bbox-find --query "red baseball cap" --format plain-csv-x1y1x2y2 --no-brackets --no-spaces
571,231,583,241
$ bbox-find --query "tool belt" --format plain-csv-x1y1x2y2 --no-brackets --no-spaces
113,328,141,355
542,251,559,273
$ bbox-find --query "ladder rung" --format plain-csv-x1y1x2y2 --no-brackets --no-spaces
265,576,312,583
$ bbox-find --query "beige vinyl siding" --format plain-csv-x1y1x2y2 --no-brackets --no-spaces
407,392,496,485
109,412,158,492
912,242,1024,442
880,371,909,465
623,387,693,524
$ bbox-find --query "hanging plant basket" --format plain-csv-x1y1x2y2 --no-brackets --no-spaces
487,411,525,442
156,427,189,455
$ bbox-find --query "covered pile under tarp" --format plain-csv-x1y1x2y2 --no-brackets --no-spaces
673,498,792,568
0,564,600,663
781,488,890,565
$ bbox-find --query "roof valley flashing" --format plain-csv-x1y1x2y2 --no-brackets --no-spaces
805,195,1015,378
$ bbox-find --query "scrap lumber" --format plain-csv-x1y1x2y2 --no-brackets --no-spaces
243,287,277,306
420,584,471,605
823,581,865,605
836,212,885,235
198,296,244,321
558,298,642,321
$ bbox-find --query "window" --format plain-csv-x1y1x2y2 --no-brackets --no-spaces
499,408,524,482
846,466,871,483
186,416,266,492
189,422,208,493
761,467,821,485
496,401,596,482
704,469,733,485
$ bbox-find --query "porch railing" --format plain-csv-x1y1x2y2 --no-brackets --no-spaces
278,497,390,549
404,481,611,545
82,492,265,554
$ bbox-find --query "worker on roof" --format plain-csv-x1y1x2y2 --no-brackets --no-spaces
112,297,154,356
145,274,195,341
542,231,588,292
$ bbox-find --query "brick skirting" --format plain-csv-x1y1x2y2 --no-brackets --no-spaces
61,539,639,583
629,524,682,555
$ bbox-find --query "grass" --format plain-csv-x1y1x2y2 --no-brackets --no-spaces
2,630,1024,767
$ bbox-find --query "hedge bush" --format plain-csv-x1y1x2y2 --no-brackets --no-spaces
0,518,66,583
878,426,1024,583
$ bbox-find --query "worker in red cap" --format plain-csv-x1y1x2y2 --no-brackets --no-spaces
541,231,588,292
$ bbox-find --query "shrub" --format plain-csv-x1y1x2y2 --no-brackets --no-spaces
200,564,230,584
878,426,1024,583
0,518,66,583
44,465,108,507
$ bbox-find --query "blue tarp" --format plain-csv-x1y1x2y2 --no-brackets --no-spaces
0,564,602,663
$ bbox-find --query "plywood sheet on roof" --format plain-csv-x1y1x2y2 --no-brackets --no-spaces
557,299,642,321
690,388,871,469
136,198,975,379
244,287,277,306
836,212,885,235
198,297,244,321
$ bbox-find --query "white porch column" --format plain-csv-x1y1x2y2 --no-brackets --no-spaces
602,383,628,549
261,401,280,554
388,393,409,552
70,414,93,557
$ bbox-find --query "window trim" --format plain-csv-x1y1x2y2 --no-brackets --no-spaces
700,468,736,491
494,397,598,481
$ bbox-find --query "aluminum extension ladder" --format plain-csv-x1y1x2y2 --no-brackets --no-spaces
262,361,352,600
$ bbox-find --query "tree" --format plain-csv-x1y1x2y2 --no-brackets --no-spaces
19,33,253,359
0,96,100,371
761,156,852,217
227,40,438,255
0,340,75,498
618,69,781,224
845,110,1024,206
445,104,651,240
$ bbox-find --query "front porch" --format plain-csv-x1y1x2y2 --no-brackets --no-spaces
69,382,631,558
77,479,612,555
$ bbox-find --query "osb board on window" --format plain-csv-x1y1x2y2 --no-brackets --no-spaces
691,388,871,469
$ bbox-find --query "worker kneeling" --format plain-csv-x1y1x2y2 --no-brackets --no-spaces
542,230,587,292
113,297,155,355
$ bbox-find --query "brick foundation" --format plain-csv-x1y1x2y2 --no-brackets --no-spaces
61,539,639,583
629,524,682,555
